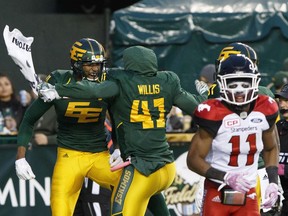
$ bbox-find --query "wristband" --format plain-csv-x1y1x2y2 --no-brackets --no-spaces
206,167,226,181
266,166,278,184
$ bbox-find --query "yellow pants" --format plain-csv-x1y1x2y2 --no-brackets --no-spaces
111,162,176,216
256,174,262,209
51,147,121,216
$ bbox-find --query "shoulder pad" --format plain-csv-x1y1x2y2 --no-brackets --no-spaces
194,99,231,121
47,70,74,85
254,95,278,116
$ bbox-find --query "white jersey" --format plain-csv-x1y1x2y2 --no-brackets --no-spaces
194,95,278,186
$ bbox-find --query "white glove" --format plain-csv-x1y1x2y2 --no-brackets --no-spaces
262,183,279,209
218,172,251,194
37,82,51,93
15,158,35,180
195,79,209,95
38,83,60,102
109,149,123,168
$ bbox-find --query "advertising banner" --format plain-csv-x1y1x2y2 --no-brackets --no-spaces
0,142,202,216
0,145,56,216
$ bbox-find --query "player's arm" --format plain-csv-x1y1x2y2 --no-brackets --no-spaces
15,99,52,180
186,127,225,180
262,124,279,184
188,126,253,193
261,124,280,208
169,72,206,115
55,80,119,99
17,73,56,158
174,89,206,115
17,99,53,156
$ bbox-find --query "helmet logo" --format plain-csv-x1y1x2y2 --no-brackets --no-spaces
218,47,241,61
249,63,254,71
70,44,86,61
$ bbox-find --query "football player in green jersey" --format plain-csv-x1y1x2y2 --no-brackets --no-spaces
39,45,203,215
14,38,123,216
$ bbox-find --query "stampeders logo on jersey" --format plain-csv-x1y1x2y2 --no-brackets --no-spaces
224,119,241,128
197,104,211,112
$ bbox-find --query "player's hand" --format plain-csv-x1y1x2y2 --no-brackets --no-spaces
195,79,209,95
109,149,123,168
15,158,35,180
219,172,251,194
37,82,54,93
262,183,279,209
38,83,60,102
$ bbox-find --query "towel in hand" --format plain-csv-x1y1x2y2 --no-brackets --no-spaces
3,25,40,95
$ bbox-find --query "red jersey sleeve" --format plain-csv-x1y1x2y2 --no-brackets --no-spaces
193,99,233,137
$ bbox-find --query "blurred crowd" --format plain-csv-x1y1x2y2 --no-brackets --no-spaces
0,73,57,145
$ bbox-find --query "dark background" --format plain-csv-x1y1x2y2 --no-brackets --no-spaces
2,0,288,95
0,0,139,92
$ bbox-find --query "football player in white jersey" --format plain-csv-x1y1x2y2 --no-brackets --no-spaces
187,54,279,216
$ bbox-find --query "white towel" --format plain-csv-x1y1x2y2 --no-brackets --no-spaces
3,25,40,95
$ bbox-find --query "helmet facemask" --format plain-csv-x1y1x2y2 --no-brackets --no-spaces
217,54,261,107
217,74,260,106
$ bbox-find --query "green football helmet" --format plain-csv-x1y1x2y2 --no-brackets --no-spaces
70,38,106,81
216,42,258,72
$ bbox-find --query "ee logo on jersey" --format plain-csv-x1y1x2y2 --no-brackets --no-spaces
65,102,103,123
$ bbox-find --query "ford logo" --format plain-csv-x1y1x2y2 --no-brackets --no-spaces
251,118,262,123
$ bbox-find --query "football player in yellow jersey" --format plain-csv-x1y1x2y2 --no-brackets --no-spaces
39,45,205,215
15,38,123,216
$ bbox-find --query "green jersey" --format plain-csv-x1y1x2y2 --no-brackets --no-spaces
107,69,188,161
17,70,109,152
56,46,200,175
208,83,275,99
